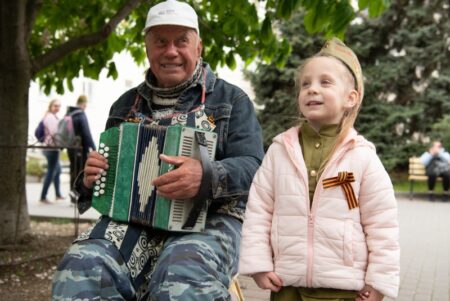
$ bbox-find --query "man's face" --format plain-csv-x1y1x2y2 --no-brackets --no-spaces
432,142,443,151
145,25,202,88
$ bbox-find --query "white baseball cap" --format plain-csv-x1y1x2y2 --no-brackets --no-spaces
144,0,199,35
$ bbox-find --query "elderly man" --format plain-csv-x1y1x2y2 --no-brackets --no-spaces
52,0,264,300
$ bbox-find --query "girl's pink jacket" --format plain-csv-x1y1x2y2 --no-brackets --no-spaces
239,127,400,298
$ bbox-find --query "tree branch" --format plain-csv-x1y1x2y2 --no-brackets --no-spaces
25,0,43,43
31,0,144,76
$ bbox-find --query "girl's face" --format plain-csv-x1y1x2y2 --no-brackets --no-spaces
50,101,61,114
298,56,358,131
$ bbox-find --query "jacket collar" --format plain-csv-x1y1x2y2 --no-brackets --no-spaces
274,126,374,177
277,126,361,152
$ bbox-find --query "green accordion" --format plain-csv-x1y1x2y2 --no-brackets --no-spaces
92,122,217,232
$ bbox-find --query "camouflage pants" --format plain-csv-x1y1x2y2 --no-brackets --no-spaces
52,214,242,301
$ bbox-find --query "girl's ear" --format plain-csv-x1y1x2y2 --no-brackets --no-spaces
345,89,359,109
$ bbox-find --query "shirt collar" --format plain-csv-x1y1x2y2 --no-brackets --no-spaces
301,122,339,138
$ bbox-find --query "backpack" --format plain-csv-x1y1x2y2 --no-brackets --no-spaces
56,110,82,147
34,120,46,142
425,157,449,177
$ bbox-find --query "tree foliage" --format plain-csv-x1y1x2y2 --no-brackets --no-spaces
251,0,450,172
352,0,450,170
29,0,384,94
432,115,450,150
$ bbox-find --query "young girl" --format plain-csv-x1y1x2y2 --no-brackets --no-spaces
239,38,400,301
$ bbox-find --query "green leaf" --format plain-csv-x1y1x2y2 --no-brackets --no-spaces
368,0,389,17
304,10,321,33
276,0,296,19
261,16,273,43
330,2,355,35
225,52,237,70
107,62,118,79
222,17,237,35
358,0,369,10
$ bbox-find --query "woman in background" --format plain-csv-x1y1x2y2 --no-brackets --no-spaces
39,99,64,203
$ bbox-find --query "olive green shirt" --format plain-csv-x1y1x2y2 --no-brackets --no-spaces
299,123,339,205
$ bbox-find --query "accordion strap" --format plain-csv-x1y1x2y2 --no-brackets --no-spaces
182,131,212,230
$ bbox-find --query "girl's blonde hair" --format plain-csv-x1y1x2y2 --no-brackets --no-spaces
47,99,60,112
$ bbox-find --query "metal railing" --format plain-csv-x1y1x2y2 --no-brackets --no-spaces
1,134,84,240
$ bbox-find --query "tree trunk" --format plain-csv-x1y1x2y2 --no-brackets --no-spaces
0,0,31,245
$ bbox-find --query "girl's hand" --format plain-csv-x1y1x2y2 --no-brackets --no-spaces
356,285,384,301
252,271,283,292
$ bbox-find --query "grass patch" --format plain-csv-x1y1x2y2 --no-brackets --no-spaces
26,157,45,178
60,149,70,163
390,172,445,193
30,217,74,224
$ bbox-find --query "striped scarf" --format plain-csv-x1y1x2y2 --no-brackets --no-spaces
144,59,203,120
145,59,203,100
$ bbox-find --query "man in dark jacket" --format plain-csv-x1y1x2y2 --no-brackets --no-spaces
66,95,96,197
52,1,264,300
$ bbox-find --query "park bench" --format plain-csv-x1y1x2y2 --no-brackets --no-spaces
408,156,450,199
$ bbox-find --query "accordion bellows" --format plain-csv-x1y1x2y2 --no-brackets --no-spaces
92,122,217,232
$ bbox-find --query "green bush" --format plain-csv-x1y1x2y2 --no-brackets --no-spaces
432,115,450,150
26,157,45,179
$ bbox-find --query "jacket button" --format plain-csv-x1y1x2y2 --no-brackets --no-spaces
310,170,317,177
315,142,321,149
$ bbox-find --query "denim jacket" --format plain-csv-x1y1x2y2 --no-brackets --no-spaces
76,63,264,221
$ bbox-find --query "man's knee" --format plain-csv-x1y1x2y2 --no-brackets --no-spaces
146,215,241,300
52,239,135,300
149,265,230,301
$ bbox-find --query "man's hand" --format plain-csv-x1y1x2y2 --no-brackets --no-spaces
153,154,202,200
252,272,283,292
83,151,109,188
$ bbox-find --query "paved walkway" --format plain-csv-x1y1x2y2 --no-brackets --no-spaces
27,176,100,221
27,179,450,301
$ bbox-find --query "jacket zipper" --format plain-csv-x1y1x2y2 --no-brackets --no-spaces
305,147,349,287
306,212,315,287
284,128,354,288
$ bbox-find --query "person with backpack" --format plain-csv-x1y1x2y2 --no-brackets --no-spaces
39,99,64,204
64,95,96,201
420,140,450,202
